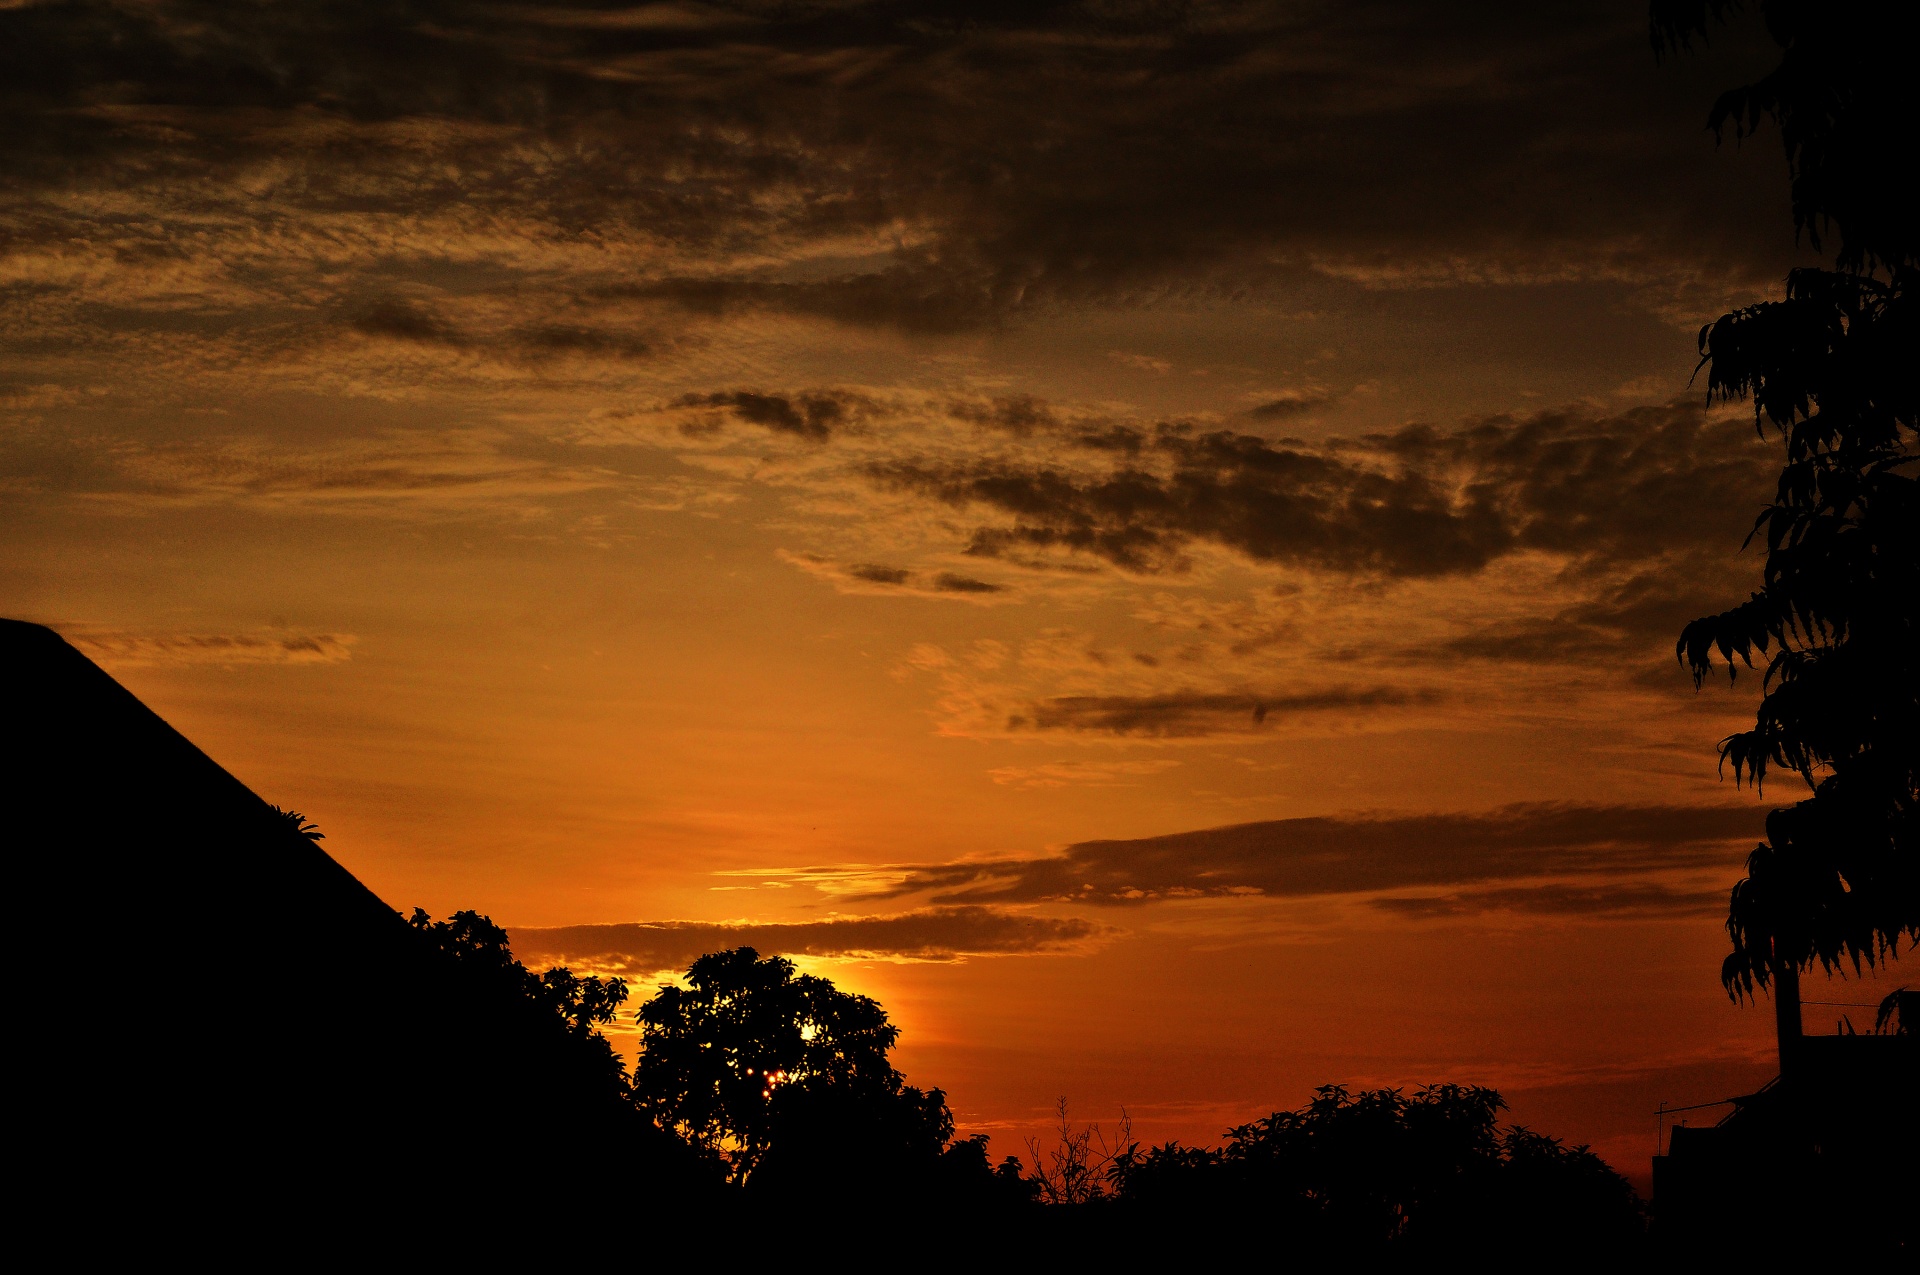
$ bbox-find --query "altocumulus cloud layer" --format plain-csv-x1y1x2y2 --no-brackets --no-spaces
702,395,1776,738
0,1,1793,760
860,398,1773,583
1,0,1784,374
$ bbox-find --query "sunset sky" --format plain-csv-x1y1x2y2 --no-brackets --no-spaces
5,0,1902,1182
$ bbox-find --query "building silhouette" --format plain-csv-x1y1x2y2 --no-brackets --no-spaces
1653,976,1915,1253
6,619,686,1248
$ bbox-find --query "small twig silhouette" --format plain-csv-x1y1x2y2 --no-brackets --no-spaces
272,805,324,840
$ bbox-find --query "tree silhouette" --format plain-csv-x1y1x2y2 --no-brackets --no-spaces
1025,1098,1131,1205
630,946,966,1192
1107,1084,1642,1255
1655,1,1917,1003
407,908,632,1092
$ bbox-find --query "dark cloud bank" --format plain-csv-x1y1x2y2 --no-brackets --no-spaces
2,0,1787,337
862,802,1762,909
510,905,1101,972
868,400,1774,581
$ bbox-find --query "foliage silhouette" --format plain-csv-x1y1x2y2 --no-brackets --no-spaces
630,946,1008,1207
1872,986,1912,1035
611,949,1650,1246
1103,1084,1643,1255
271,805,324,840
1025,1098,1130,1205
408,908,631,1062
1655,0,1918,997
396,909,720,1219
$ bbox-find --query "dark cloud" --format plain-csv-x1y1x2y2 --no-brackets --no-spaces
511,323,653,361
0,0,1787,340
508,905,1103,973
860,802,1763,906
1247,394,1331,422
1438,619,1622,664
932,572,1004,594
671,391,851,440
1073,426,1150,455
1436,570,1726,664
864,400,1774,577
951,395,1059,436
345,300,654,361
1008,685,1420,735
1370,881,1725,919
349,298,464,346
782,552,1008,598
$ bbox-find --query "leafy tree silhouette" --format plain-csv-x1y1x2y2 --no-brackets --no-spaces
1655,1,1917,1008
630,946,997,1203
1106,1085,1642,1255
407,908,632,1094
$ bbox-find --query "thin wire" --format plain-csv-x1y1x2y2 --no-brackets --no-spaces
1800,999,1887,1007
1656,1097,1736,1116
1655,1096,1738,1156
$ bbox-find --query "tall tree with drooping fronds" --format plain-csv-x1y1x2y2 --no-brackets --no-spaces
1655,1,1917,998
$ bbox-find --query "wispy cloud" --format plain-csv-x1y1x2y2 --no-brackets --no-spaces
509,905,1107,974
986,759,1182,789
1370,881,1726,919
776,550,1011,602
64,628,355,667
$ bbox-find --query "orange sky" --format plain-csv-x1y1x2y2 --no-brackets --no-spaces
5,0,1904,1187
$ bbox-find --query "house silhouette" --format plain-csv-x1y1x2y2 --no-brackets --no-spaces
1652,974,1915,1254
6,619,690,1247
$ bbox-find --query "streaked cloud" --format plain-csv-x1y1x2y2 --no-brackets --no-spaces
64,628,356,667
509,905,1107,973
1370,881,1725,919
851,802,1763,906
2,424,630,517
1007,686,1429,736
777,550,1011,601
986,759,1182,789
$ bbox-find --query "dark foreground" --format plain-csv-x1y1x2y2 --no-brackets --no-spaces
9,619,1909,1260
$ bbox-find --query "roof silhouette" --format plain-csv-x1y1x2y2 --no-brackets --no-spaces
6,619,686,1244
